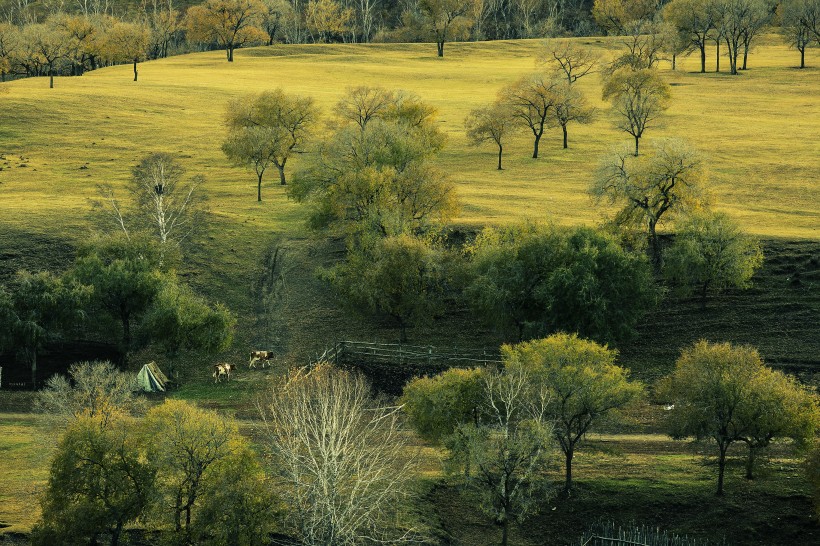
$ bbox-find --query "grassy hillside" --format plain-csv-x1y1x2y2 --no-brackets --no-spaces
1,36,819,542
1,34,818,384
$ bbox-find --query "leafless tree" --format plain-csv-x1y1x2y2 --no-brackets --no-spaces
541,39,598,85
592,139,707,264
465,102,514,169
500,73,559,159
93,153,205,259
601,67,671,156
334,85,396,129
258,363,421,546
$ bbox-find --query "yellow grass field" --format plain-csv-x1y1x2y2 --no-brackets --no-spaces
1,35,819,246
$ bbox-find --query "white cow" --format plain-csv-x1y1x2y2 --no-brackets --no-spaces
212,363,235,383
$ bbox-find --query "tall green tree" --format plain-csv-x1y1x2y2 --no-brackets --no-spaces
290,93,456,242
402,367,485,475
661,341,763,496
663,211,763,308
0,271,90,387
322,234,447,342
141,281,235,357
32,414,154,546
506,333,642,492
142,399,249,545
71,235,166,354
224,88,318,199
734,366,819,480
466,223,656,344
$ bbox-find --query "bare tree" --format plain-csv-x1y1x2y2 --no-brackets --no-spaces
36,360,144,427
469,362,555,546
334,85,396,129
592,139,707,265
550,81,595,149
130,153,204,251
465,102,513,169
781,0,819,68
663,0,716,73
259,363,420,546
500,73,559,159
601,67,671,156
540,39,598,85
94,153,205,259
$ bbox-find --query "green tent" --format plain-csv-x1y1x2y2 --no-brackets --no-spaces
137,361,168,392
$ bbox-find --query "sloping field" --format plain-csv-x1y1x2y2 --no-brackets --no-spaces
1,35,818,379
1,36,819,242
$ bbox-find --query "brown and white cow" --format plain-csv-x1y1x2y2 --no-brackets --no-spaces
249,350,275,369
213,363,235,383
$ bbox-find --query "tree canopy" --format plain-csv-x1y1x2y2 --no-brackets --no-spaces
505,333,642,491
663,211,763,307
466,223,656,344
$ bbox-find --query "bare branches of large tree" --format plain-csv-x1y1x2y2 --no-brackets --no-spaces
259,363,420,546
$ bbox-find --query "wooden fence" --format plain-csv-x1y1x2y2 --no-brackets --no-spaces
309,341,502,394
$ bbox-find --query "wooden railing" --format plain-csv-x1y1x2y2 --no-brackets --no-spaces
311,340,501,369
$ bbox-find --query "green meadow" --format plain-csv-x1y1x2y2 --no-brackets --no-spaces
1,36,819,542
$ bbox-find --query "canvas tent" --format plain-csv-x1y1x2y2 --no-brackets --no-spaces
137,361,168,392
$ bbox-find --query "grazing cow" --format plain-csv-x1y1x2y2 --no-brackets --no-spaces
212,363,235,383
249,350,275,369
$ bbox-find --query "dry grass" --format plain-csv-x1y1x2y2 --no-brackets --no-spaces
0,414,54,535
1,35,818,245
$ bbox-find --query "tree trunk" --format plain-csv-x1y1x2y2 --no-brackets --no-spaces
672,53,676,71
745,445,757,480
133,60,138,82
634,135,640,156
564,446,574,492
800,47,805,69
121,308,131,352
742,46,748,70
30,349,37,388
700,44,706,73
501,518,509,546
111,520,123,546
49,66,54,89
715,41,720,72
716,442,728,496
257,172,264,202
437,41,444,57
562,124,568,149
278,164,286,185
532,133,541,159
227,46,234,62
497,144,503,170
649,221,661,268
